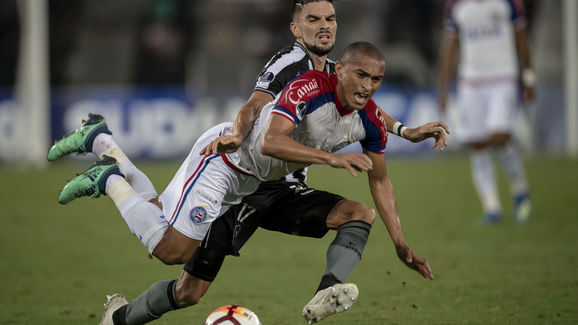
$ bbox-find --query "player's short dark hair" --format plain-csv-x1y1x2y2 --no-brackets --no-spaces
291,0,335,22
340,41,386,65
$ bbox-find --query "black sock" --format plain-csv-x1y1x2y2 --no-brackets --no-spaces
316,273,341,293
112,305,127,325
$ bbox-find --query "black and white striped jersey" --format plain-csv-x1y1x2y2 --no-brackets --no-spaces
253,42,335,184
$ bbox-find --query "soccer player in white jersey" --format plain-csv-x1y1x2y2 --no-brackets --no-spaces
438,0,534,224
52,42,434,324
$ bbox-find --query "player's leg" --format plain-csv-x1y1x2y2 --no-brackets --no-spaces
457,83,503,223
470,143,502,223
250,182,369,323
320,200,375,290
487,83,531,223
104,218,235,325
104,272,212,325
252,182,374,286
496,139,531,223
56,125,238,263
57,155,183,260
48,113,157,200
302,199,374,324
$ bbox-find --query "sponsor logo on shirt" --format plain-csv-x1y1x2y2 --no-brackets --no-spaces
285,78,320,105
374,109,388,143
331,136,355,152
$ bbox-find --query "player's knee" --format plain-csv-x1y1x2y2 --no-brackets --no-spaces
157,252,190,265
352,202,376,225
329,200,375,228
153,244,195,265
152,228,198,265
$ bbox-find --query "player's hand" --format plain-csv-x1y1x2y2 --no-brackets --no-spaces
395,244,434,280
200,135,243,156
328,153,373,177
523,85,535,104
404,121,450,152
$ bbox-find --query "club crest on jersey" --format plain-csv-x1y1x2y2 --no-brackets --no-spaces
190,206,207,224
285,78,320,105
256,71,275,88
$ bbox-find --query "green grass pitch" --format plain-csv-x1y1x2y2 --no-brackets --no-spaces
1,154,577,324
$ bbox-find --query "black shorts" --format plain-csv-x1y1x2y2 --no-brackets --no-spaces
201,181,344,256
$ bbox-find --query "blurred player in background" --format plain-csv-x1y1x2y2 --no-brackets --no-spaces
438,0,534,224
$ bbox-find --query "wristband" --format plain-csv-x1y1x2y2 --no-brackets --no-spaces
392,121,408,138
522,68,536,87
399,125,408,138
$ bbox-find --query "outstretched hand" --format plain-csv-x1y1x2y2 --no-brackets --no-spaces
404,121,450,152
328,152,373,177
199,135,243,156
395,244,434,280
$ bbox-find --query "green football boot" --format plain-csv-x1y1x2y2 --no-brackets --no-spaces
47,113,112,161
58,155,123,204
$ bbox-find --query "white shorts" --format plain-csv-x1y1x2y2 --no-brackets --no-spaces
456,80,518,143
158,122,260,240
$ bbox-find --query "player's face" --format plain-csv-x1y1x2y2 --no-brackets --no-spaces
291,1,337,56
335,54,385,111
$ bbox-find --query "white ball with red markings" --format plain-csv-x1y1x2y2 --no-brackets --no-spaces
204,305,261,325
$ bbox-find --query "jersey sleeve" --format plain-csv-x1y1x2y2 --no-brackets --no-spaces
272,73,323,125
358,99,388,154
254,45,307,97
506,0,527,29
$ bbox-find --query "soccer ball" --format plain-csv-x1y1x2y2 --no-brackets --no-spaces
204,305,261,325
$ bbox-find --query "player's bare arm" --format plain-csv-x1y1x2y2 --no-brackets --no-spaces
364,149,434,280
437,32,459,111
404,121,451,151
377,106,450,151
514,26,535,103
261,114,373,177
200,91,273,156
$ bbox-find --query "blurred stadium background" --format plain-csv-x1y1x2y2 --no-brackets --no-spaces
0,0,576,165
1,1,578,324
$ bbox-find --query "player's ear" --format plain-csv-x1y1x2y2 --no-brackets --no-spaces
290,21,299,38
335,61,343,75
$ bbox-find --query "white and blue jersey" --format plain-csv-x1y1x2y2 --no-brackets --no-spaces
445,0,526,83
158,71,388,240
229,70,388,181
254,42,335,184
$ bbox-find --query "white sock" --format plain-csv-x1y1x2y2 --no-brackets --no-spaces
92,133,115,158
470,149,501,214
93,133,158,201
498,142,529,196
106,177,168,253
